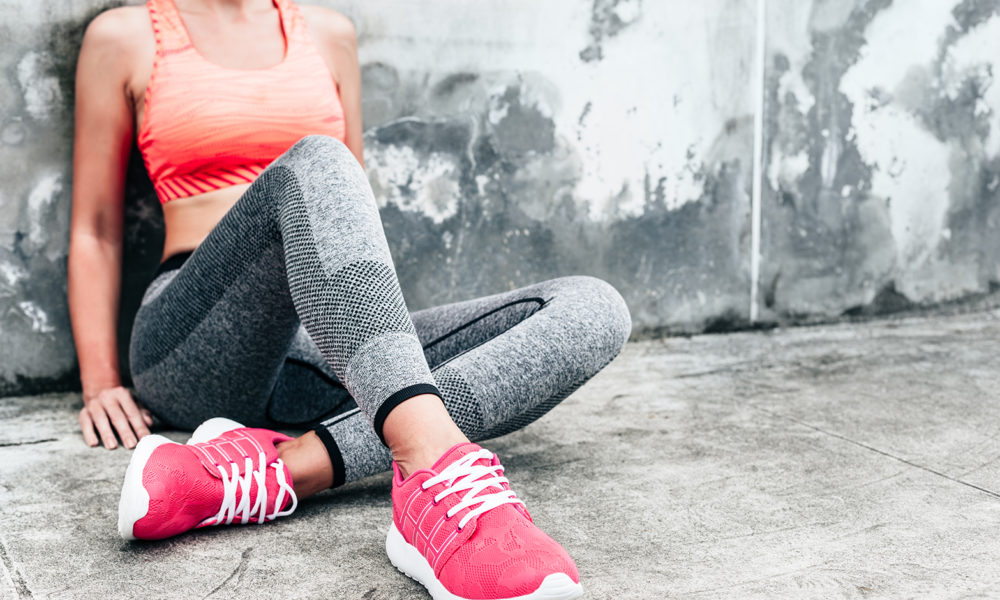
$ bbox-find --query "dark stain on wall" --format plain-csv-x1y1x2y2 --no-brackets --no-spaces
45,3,122,106
366,81,576,307
764,0,903,320
842,281,913,316
374,118,473,157
935,0,1000,294
951,0,1000,30
493,87,556,157
579,0,643,62
432,72,480,98
365,73,749,336
609,160,750,336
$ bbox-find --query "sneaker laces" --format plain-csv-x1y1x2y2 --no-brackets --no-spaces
421,449,525,531
213,452,298,526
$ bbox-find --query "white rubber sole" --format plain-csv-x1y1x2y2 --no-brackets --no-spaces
187,417,245,445
117,433,172,541
386,522,584,600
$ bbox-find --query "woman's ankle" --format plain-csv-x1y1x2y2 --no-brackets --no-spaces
382,393,469,478
276,431,334,499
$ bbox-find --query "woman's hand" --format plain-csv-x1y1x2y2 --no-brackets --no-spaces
79,386,153,450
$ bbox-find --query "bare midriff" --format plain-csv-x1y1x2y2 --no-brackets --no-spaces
135,85,254,264
159,183,251,263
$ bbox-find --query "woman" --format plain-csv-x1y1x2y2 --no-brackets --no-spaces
68,1,631,598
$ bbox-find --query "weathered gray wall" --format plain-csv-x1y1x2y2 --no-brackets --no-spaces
0,0,997,396
763,0,1000,318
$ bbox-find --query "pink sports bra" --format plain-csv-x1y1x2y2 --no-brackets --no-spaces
138,0,347,203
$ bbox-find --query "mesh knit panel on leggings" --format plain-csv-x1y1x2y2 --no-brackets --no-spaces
433,365,484,435
282,235,414,376
267,148,436,432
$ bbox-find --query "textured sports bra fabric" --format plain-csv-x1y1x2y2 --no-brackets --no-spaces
139,0,347,203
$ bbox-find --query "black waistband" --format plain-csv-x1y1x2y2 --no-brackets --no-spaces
153,250,194,278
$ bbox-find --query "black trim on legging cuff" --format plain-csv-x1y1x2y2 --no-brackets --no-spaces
313,425,347,488
373,383,442,447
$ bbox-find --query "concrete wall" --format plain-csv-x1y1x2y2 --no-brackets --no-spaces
0,0,997,396
763,0,1000,319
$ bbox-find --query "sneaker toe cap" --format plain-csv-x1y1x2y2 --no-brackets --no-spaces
131,444,219,539
439,510,580,598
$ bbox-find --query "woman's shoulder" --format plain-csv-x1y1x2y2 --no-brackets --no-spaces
81,6,153,56
78,6,155,101
298,4,357,44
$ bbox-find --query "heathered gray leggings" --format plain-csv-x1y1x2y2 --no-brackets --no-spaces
128,135,631,487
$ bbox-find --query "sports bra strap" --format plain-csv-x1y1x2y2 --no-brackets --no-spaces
147,0,190,54
147,0,310,55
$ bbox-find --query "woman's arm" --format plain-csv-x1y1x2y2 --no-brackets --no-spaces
303,6,365,166
69,9,152,449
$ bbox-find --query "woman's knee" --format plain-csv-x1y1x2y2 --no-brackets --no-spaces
263,135,375,216
553,275,632,359
271,135,360,181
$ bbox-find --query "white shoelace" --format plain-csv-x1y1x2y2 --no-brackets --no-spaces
421,449,525,531
212,453,298,526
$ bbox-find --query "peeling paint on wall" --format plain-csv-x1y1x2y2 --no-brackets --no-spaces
16,51,62,122
367,137,463,224
579,0,644,63
24,173,63,256
16,300,55,334
0,262,28,289
1,117,27,146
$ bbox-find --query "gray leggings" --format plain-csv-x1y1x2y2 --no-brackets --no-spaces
128,135,632,487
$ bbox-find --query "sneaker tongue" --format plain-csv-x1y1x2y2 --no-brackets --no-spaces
431,442,486,473
432,442,511,500
429,442,476,472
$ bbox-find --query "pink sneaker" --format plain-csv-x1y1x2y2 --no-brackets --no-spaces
117,418,298,540
386,443,583,600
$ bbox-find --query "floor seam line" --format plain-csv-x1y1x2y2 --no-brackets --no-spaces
758,407,1000,500
0,439,57,448
0,534,32,599
202,546,252,600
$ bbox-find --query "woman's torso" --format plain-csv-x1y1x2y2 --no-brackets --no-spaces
124,0,345,263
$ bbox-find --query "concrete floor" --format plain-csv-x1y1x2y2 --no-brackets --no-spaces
2,309,1000,599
